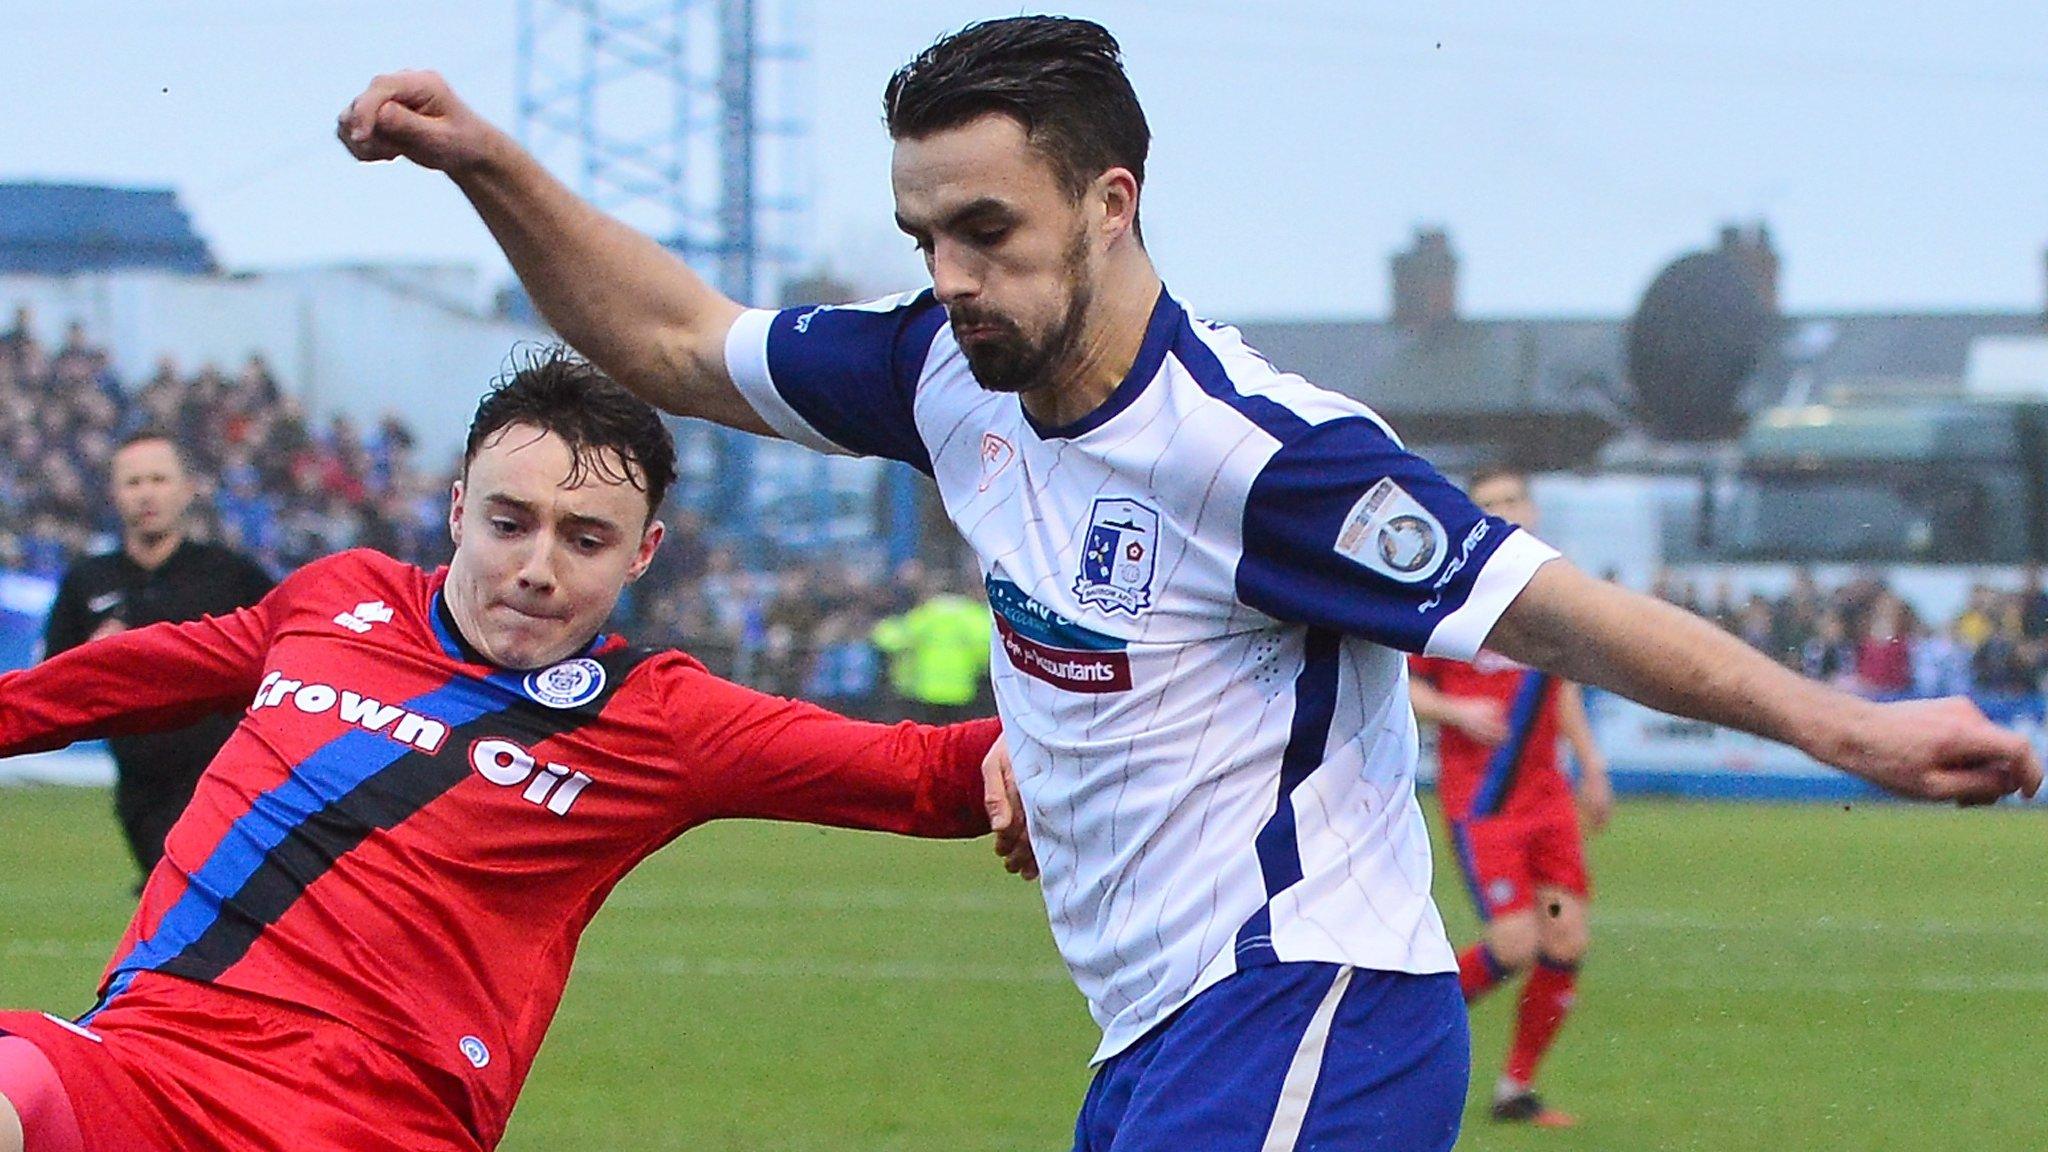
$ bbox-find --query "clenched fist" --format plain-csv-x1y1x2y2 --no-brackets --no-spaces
336,71,503,176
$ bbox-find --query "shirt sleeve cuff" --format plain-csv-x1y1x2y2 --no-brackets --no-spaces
722,308,855,457
1421,529,1560,661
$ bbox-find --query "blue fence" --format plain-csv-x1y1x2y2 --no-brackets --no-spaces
0,571,54,670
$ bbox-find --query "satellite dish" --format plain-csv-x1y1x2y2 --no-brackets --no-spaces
1625,250,1772,440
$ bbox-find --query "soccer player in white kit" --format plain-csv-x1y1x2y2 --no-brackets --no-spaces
340,17,2040,1149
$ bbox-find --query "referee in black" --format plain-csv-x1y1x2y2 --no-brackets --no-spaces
43,428,274,883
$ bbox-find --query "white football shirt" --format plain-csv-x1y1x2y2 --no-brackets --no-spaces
727,287,1557,1061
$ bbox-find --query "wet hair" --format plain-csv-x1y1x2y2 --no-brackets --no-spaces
884,16,1150,215
463,345,676,519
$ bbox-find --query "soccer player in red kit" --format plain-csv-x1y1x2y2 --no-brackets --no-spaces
0,349,1025,1152
1409,466,1609,1128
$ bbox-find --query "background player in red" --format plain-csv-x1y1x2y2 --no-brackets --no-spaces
1410,465,1608,1128
0,348,1025,1152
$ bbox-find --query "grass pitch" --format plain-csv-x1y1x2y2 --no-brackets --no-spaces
1,785,2040,1150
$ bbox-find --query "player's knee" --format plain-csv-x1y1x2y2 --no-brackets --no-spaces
1535,900,1591,964
1538,930,1589,966
1484,915,1540,971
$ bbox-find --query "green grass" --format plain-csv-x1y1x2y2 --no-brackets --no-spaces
2,785,2042,1150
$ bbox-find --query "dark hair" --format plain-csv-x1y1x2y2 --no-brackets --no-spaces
115,426,190,471
884,16,1150,209
464,345,677,519
1466,462,1529,493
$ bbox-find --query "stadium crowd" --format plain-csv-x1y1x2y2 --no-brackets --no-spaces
0,305,446,580
625,539,994,722
1649,567,2048,706
10,305,2046,718
0,305,991,720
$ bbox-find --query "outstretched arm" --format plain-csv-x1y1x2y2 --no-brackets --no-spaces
664,659,1004,839
1485,561,2041,805
337,70,771,435
0,605,272,757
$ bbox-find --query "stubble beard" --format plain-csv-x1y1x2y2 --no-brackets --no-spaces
953,234,1095,397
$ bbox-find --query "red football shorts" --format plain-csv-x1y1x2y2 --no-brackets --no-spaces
0,973,485,1152
1448,804,1592,921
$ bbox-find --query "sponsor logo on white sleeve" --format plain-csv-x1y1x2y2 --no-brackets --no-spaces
1333,478,1447,584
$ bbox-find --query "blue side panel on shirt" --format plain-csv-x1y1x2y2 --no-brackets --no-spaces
1234,627,1341,969
1168,313,1513,653
761,291,948,474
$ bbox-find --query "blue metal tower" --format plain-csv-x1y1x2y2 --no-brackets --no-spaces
514,0,809,536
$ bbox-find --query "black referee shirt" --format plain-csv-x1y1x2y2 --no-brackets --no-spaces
44,539,275,869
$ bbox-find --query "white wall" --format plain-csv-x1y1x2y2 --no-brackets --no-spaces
1967,335,2048,397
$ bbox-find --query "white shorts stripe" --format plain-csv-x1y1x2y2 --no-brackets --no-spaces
40,1014,101,1043
1260,964,1355,1152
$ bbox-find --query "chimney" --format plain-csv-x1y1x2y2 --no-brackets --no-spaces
1391,228,1458,331
1717,221,1781,315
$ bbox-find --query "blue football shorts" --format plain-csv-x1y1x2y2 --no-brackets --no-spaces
1073,963,1468,1152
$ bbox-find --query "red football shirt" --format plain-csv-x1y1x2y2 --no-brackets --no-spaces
0,550,998,1147
1409,650,1571,823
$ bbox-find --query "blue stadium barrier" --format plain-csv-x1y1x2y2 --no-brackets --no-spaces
0,570,54,670
4,566,2045,802
1606,769,1893,803
0,571,111,785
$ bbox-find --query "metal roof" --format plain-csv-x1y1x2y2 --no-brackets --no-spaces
0,182,215,275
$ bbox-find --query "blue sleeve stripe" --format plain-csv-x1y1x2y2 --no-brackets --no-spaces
1422,530,1560,660
753,291,946,475
725,308,848,456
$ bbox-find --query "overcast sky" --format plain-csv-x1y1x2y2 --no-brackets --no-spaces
5,1,2045,320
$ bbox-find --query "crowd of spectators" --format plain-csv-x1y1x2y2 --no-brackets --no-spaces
1649,567,2048,709
19,304,2048,719
0,304,448,579
626,537,990,721
0,303,986,718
